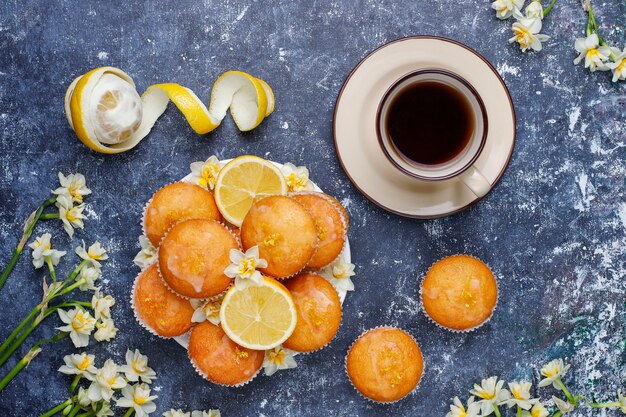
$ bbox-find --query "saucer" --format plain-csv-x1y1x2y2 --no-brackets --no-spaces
333,36,516,219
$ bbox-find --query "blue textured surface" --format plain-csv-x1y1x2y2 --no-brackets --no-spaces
1,1,625,416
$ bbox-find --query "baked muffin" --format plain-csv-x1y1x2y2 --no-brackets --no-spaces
132,264,195,337
291,193,347,269
158,219,238,298
420,255,498,331
346,327,423,403
240,195,318,278
283,273,342,352
143,182,221,247
188,321,264,386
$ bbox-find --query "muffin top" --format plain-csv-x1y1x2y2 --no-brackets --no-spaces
188,321,264,386
346,328,423,403
143,182,221,247
283,273,342,352
421,255,498,331
133,264,194,338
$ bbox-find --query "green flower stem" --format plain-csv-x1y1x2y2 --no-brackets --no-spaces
123,408,135,417
55,278,87,297
0,197,57,291
517,406,522,417
552,412,562,417
39,213,60,220
46,258,58,283
555,378,577,405
56,260,89,293
69,375,81,394
0,332,66,392
543,0,557,17
76,411,96,417
586,1,618,61
493,404,502,417
588,401,620,408
67,404,81,417
40,399,73,417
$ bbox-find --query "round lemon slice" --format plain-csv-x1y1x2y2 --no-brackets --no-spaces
214,155,287,226
219,276,297,350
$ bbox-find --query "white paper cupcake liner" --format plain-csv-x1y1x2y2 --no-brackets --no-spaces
418,254,500,334
344,326,424,404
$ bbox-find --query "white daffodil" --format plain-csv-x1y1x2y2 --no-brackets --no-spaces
133,235,157,269
57,308,96,348
322,260,356,292
120,349,157,384
606,46,626,82
263,346,297,376
538,359,571,388
78,265,101,291
116,383,157,417
470,376,511,416
281,162,315,192
94,318,118,342
88,359,127,402
524,1,543,20
56,195,87,239
224,246,267,290
190,155,222,190
93,401,114,416
92,289,115,320
58,353,97,379
552,396,575,413
191,411,221,417
76,241,109,268
522,402,549,417
506,381,537,410
53,172,91,204
509,18,549,52
491,0,524,19
446,396,482,417
191,297,222,326
163,410,190,417
29,233,66,269
77,386,91,408
574,34,612,71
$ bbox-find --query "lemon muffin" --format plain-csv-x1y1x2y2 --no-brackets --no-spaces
188,321,264,386
292,193,347,269
420,255,498,331
143,182,221,247
346,328,423,403
240,195,318,278
158,219,238,298
132,264,195,337
283,273,342,352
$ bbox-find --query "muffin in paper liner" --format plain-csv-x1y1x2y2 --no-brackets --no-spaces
187,321,264,387
282,272,343,354
419,254,500,333
345,326,424,404
290,191,349,270
131,264,195,339
241,195,319,280
141,181,221,248
156,218,239,300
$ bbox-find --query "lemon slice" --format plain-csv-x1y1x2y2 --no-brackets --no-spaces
219,276,297,350
64,67,275,154
214,155,287,226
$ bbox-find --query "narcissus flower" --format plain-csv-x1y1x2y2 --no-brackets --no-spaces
116,383,157,417
224,246,267,290
120,349,156,384
57,307,96,348
538,359,571,388
263,346,297,376
574,34,612,71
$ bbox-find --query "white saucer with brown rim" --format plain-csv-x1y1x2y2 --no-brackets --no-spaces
333,36,516,219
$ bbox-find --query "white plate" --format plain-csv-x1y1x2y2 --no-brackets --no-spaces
333,36,516,219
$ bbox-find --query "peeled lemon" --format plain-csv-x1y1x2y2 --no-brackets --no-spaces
219,276,297,350
214,155,287,227
64,67,274,154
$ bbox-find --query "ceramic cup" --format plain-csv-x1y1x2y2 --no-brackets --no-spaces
376,69,492,197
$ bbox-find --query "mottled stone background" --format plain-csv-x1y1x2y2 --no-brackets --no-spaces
0,0,624,416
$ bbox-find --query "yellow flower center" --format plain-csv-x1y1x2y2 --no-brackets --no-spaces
285,173,307,192
88,249,103,260
333,267,347,279
512,388,523,400
66,209,79,222
514,26,532,47
134,391,147,405
132,359,145,374
544,369,555,378
531,408,542,417
78,356,92,370
72,312,89,331
200,164,219,188
269,349,285,365
587,48,600,60
202,301,220,318
616,59,626,73
69,181,83,201
107,375,117,386
238,258,257,277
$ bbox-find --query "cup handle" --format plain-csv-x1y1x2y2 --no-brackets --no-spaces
459,166,492,198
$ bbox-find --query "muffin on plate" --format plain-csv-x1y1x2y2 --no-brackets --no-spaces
132,264,195,338
346,327,423,403
240,195,318,278
291,192,348,269
420,255,498,332
158,219,238,299
143,182,221,247
283,273,342,352
188,321,264,386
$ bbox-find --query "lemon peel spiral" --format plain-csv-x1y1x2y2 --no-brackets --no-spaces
64,67,275,154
